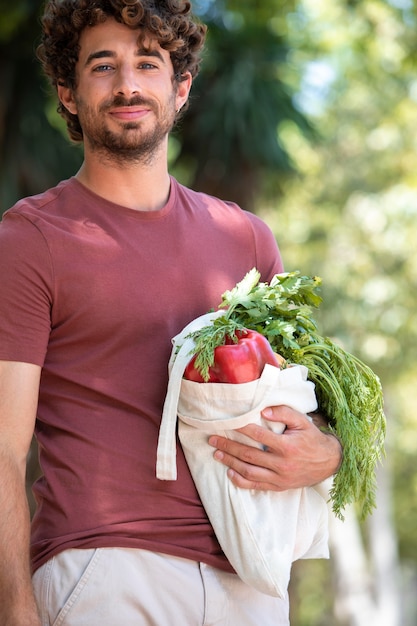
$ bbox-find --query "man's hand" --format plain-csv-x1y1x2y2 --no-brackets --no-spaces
208,405,342,491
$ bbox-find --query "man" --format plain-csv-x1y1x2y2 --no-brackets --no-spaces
0,1,342,624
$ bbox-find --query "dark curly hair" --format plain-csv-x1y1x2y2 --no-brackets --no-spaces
37,0,207,141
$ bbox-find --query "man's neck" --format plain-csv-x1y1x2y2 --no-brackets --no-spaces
75,149,172,212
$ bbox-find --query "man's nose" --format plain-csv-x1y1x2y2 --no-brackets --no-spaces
113,65,142,96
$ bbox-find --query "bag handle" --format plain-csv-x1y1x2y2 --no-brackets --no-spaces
156,311,223,480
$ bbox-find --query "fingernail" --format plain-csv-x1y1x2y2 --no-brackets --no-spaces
214,450,224,461
262,408,273,419
209,436,218,447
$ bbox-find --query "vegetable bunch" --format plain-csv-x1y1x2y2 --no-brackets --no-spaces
186,268,386,520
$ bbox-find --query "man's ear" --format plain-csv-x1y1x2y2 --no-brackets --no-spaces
175,72,193,112
57,83,78,115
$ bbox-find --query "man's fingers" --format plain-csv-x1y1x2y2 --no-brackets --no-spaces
261,405,312,429
212,448,285,492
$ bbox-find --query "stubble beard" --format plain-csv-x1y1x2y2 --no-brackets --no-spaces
76,93,177,166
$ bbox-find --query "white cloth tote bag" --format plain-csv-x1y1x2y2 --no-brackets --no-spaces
156,311,329,598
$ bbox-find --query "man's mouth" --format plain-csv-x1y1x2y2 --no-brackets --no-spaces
108,106,151,121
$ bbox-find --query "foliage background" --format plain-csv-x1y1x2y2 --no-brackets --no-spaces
1,0,416,623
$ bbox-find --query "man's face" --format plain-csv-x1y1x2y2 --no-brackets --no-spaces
58,18,191,163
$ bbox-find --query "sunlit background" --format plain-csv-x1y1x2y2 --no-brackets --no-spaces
1,1,416,624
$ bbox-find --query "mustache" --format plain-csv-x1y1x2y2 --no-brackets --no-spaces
101,95,155,109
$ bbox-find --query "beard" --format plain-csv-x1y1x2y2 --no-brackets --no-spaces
75,93,177,165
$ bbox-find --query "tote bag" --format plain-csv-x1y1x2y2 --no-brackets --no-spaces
156,311,329,598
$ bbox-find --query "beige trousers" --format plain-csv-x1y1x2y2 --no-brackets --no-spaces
32,547,290,626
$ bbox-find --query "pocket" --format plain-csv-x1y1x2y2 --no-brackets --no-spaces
34,548,101,626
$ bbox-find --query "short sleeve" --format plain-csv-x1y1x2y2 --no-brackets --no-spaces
0,211,53,365
244,211,284,281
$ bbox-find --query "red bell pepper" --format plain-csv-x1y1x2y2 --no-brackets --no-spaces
184,329,282,384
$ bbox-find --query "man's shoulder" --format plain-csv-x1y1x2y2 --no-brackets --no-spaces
172,179,270,231
5,178,75,219
173,177,249,217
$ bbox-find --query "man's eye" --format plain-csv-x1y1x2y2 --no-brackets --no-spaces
93,64,113,73
139,62,158,70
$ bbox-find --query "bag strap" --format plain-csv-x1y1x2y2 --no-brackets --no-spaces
156,311,223,480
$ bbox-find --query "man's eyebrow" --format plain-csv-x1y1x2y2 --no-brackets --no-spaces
84,50,116,67
84,47,165,67
136,47,165,63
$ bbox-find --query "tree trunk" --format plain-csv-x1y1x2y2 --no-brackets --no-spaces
366,463,402,625
329,459,402,625
329,505,376,626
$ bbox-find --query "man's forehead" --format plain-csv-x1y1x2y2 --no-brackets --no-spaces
78,18,168,60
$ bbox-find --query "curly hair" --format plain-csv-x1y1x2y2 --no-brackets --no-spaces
37,0,207,141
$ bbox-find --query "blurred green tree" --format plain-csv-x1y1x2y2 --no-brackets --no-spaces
0,0,82,215
174,9,313,210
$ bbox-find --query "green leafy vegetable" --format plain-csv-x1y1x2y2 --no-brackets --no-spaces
188,268,386,520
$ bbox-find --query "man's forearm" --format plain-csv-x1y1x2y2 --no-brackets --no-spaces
0,449,41,625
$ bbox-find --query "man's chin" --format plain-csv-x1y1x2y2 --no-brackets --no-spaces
87,138,165,164
120,121,143,131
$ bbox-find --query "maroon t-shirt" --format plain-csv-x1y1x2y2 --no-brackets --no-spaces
0,177,283,573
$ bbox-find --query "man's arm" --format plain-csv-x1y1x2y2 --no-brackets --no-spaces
208,405,342,491
0,361,42,626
